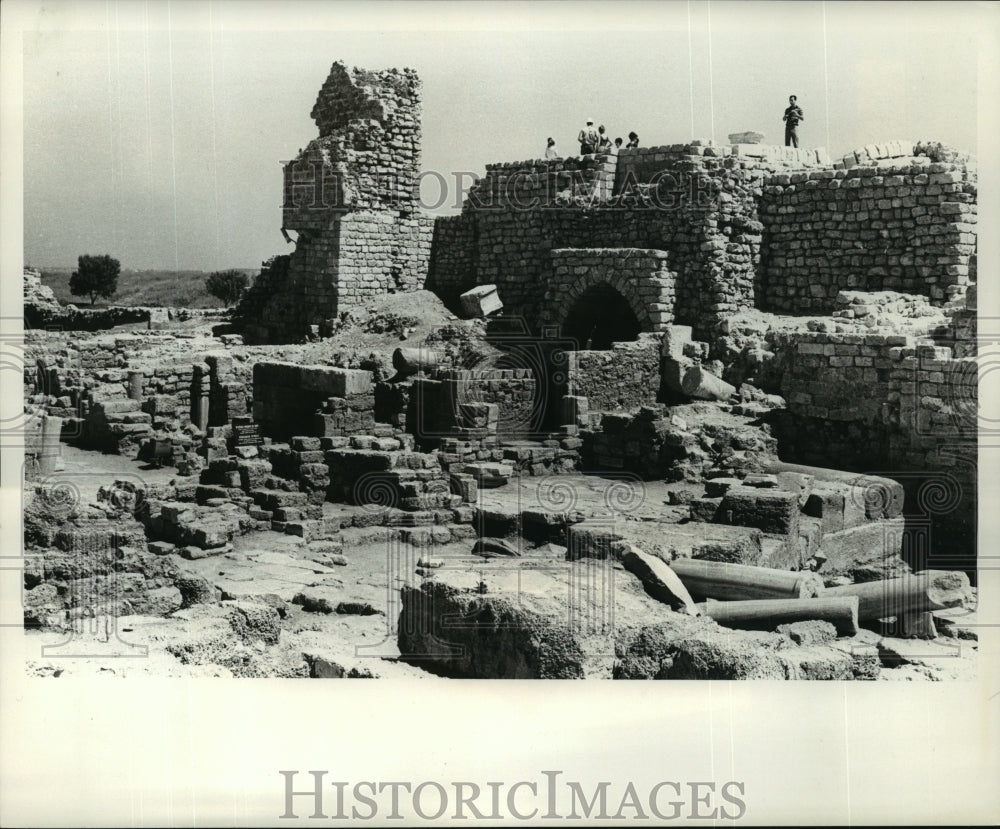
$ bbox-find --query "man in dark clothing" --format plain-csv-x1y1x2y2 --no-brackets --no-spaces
783,95,803,148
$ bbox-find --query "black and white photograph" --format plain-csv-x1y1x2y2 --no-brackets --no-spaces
2,0,998,824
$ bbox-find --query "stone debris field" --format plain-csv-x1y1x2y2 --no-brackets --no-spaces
21,61,979,680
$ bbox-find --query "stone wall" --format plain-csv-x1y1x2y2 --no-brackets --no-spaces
578,403,779,480
887,342,977,565
757,156,977,312
428,139,976,342
613,142,829,193
409,369,539,440
252,361,374,440
563,334,663,414
238,62,434,343
22,269,230,333
464,153,617,210
768,330,977,562
430,143,818,338
335,211,435,305
425,213,478,306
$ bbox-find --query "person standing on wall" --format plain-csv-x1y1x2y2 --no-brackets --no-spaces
578,118,599,155
597,125,613,153
783,95,804,148
545,137,558,159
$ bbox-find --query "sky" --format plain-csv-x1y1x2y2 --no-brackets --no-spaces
10,0,994,272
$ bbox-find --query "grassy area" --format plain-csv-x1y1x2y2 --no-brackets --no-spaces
37,267,258,308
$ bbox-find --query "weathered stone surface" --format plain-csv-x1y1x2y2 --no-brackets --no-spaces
226,601,281,645
777,620,837,646
817,518,911,580
619,544,698,614
718,486,800,535
130,586,183,616
175,575,219,608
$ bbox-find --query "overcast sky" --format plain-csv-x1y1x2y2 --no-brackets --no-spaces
14,0,992,271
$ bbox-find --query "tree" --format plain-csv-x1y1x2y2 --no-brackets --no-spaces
69,254,120,306
205,269,251,306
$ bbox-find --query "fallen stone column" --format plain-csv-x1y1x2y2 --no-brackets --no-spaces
825,570,972,622
669,557,824,600
392,347,443,378
698,596,859,637
679,365,736,401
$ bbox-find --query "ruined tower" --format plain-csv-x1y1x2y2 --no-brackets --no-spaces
239,62,434,343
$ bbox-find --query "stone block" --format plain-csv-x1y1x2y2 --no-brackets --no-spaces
718,487,800,535
803,481,867,534
817,518,911,580
300,365,373,397
460,284,504,318
689,497,722,522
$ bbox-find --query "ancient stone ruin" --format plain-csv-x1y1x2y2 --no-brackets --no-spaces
238,63,434,343
21,61,979,680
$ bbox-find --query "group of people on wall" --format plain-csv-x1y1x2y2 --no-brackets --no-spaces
543,94,803,160
542,120,639,160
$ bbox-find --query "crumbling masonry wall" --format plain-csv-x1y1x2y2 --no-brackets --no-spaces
427,141,975,338
427,144,830,339
238,62,433,342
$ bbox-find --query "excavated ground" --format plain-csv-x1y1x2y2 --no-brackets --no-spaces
23,446,978,680
21,288,979,680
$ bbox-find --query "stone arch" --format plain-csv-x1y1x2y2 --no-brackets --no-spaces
543,248,676,344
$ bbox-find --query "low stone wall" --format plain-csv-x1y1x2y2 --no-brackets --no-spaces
564,334,663,414
410,369,539,439
26,304,151,332
463,153,617,211
579,404,779,480
252,362,374,440
614,142,829,192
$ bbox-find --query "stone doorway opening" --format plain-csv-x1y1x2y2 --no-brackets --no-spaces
561,284,642,350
